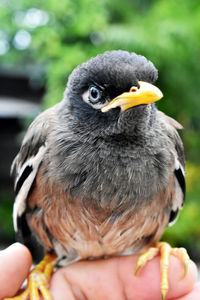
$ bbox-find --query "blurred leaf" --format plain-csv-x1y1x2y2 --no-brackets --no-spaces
0,193,14,242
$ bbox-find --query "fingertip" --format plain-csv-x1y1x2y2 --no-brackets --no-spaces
6,242,32,260
167,256,197,299
117,254,198,300
0,243,32,299
6,242,33,271
180,283,200,300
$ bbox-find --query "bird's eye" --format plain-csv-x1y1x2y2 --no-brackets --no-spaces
89,87,101,104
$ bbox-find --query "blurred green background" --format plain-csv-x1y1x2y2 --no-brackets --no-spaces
0,0,200,261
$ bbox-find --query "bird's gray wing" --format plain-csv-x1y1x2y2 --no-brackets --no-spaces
158,110,185,226
11,105,59,259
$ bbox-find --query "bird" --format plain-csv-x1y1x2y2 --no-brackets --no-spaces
7,50,189,300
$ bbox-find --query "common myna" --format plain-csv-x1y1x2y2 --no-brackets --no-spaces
8,50,189,300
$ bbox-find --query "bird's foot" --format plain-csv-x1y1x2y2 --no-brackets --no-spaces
134,242,190,300
5,253,57,300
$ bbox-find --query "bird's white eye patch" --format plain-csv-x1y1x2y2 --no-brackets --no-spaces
82,88,107,110
82,89,90,103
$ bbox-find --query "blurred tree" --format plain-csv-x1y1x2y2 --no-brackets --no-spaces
1,0,199,160
0,0,200,257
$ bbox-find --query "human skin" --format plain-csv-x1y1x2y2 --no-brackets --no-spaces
0,243,199,300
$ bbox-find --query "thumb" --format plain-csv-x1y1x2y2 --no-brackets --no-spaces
0,243,32,299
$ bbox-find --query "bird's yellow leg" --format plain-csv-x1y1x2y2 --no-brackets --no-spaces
159,242,171,300
5,253,57,300
134,242,190,300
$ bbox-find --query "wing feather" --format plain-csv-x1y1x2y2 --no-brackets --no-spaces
157,110,185,226
11,107,56,232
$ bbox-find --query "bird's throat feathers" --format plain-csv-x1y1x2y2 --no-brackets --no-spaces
117,104,157,136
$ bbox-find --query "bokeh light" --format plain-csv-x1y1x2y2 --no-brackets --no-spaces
13,30,31,50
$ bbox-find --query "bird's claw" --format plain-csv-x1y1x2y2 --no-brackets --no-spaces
134,247,159,275
134,242,190,300
171,247,190,278
4,254,57,300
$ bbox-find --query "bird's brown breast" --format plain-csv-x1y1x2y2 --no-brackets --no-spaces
27,163,173,261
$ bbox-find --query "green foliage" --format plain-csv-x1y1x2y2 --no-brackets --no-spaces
0,0,200,255
0,193,14,242
1,0,199,160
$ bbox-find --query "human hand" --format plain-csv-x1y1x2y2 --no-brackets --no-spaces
0,243,199,300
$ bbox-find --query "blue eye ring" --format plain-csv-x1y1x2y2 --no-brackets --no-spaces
89,86,101,104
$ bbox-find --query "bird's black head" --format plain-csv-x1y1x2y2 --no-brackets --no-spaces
64,50,162,135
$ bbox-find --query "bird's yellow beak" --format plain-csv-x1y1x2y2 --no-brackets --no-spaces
101,81,163,113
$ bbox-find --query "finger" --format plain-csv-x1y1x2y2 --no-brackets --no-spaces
118,255,197,300
50,257,125,300
0,243,32,299
50,254,197,300
173,283,200,300
50,270,78,300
